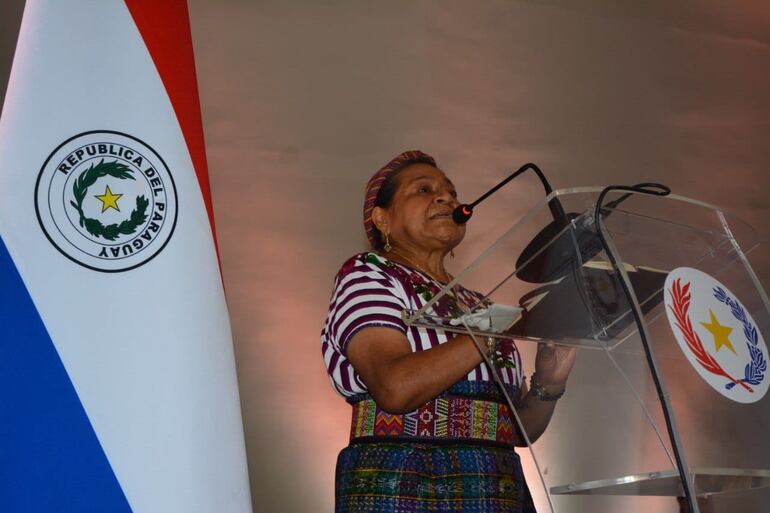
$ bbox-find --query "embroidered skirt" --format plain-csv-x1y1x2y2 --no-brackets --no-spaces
336,441,536,513
336,381,536,513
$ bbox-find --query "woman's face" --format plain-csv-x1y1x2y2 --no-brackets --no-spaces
375,163,466,253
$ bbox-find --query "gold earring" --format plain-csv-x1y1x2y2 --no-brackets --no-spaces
384,233,392,252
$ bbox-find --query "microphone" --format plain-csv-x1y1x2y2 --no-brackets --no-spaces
452,205,474,224
452,163,565,225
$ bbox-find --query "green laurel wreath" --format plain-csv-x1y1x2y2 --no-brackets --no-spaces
69,159,149,241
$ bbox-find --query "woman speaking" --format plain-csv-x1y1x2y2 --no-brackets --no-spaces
321,150,576,513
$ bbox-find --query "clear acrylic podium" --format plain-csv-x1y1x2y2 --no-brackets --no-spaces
403,187,770,513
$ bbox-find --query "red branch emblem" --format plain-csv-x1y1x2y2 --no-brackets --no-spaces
668,278,753,393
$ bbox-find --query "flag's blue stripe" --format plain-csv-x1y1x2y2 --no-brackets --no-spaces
0,236,132,512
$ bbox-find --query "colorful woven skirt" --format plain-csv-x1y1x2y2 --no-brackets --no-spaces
336,441,536,513
336,382,536,513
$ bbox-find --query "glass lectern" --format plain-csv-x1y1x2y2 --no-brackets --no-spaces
404,187,770,513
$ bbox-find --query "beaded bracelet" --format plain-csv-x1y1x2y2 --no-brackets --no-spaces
529,373,566,401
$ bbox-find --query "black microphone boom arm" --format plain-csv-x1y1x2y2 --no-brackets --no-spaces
452,163,565,224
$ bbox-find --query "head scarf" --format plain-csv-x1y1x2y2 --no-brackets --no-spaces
363,150,437,248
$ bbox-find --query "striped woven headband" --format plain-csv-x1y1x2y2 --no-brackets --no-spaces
362,150,437,248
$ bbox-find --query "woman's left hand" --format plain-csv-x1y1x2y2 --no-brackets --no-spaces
533,342,577,386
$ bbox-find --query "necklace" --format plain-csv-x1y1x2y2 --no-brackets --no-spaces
385,248,473,314
386,248,452,285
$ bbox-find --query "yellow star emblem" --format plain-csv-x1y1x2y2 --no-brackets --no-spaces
94,185,123,213
700,309,737,355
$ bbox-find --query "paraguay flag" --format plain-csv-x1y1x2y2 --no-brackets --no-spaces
0,1,252,512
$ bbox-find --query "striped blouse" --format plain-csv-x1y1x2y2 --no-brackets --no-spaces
321,252,524,397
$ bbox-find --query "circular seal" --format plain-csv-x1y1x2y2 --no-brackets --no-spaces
664,267,768,403
35,130,178,272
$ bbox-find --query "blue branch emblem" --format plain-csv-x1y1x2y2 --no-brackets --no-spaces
713,287,767,390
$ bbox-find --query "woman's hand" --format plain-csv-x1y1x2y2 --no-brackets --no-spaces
533,342,577,386
514,342,577,445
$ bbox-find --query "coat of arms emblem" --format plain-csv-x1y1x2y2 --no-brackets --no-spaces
664,267,767,403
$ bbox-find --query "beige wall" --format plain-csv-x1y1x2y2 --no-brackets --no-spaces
2,1,769,512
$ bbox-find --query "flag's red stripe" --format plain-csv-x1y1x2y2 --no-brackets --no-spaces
123,0,221,264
